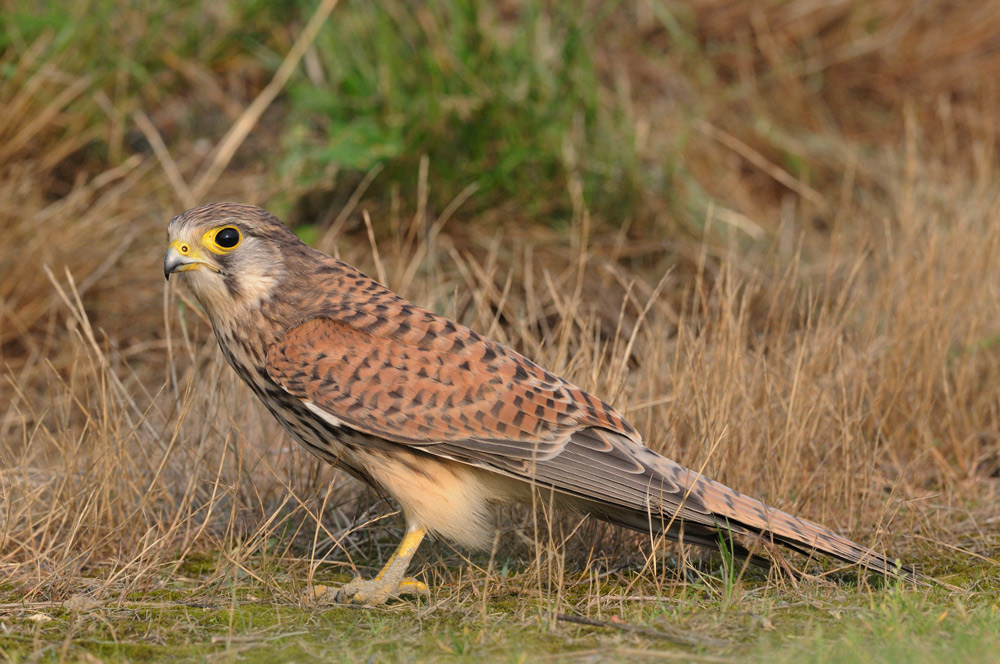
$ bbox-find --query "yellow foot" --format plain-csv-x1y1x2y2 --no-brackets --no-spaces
305,584,335,601
335,576,429,606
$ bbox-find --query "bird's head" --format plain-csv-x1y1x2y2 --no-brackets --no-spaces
164,203,302,317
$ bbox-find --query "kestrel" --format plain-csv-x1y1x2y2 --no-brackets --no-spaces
164,203,912,604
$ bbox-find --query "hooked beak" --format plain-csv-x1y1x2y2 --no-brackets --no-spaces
164,240,217,280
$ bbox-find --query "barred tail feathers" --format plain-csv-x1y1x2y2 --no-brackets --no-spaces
669,464,912,577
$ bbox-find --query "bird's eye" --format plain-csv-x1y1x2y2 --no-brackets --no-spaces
204,226,242,253
216,227,240,248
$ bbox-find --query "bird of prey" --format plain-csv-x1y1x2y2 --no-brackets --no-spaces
164,203,910,604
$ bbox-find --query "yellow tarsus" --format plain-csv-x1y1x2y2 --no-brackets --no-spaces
336,525,429,604
373,526,426,581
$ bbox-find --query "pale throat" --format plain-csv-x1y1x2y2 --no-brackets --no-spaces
223,275,297,346
236,271,281,308
182,266,282,335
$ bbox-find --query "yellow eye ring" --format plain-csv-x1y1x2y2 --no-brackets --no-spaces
203,226,241,254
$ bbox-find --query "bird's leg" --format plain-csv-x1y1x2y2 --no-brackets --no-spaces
336,525,429,605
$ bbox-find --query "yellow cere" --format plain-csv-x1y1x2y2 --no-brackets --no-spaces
167,239,220,273
202,226,242,254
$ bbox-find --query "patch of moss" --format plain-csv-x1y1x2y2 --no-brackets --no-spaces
176,551,217,577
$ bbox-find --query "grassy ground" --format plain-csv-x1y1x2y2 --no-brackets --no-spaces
3,0,1000,661
5,581,998,662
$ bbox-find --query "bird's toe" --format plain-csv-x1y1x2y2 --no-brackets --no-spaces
335,576,428,606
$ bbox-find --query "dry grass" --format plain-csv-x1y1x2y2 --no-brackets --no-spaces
2,1,1000,660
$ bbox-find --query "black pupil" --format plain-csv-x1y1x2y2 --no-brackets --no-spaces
216,227,239,248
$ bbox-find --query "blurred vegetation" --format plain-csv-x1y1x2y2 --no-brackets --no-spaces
281,1,643,224
5,0,995,240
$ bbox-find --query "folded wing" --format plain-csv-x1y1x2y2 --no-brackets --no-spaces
266,315,910,577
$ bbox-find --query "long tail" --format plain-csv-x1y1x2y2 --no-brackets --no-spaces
674,467,913,578
573,452,916,580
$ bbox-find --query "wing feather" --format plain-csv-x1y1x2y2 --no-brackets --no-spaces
265,316,706,519
265,315,912,577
